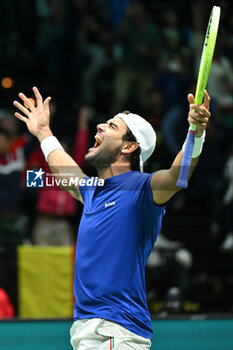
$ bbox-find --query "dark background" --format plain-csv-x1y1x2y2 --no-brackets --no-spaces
1,0,233,316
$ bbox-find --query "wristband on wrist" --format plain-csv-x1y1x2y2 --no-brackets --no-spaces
40,136,64,161
182,129,206,158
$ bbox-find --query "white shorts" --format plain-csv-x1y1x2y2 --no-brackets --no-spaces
70,318,151,350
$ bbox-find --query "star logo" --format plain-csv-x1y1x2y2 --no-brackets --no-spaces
26,168,45,188
33,168,45,181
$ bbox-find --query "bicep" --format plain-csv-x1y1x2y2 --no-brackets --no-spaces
150,170,181,205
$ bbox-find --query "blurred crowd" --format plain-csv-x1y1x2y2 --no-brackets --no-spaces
0,0,233,316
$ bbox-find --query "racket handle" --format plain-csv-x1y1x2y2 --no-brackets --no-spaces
190,122,197,132
176,128,195,188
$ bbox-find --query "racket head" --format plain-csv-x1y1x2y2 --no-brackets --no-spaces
194,6,221,106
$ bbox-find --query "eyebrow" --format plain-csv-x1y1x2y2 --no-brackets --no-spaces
106,120,119,128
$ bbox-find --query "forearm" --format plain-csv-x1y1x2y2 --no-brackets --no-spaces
38,127,85,176
168,150,199,188
151,133,204,200
39,129,86,199
48,149,85,180
168,129,206,188
151,90,210,204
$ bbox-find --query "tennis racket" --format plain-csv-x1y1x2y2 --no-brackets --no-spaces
176,6,221,188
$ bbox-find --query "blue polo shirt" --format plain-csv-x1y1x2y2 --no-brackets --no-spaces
73,171,167,339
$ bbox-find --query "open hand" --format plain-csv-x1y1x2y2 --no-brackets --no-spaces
13,86,53,142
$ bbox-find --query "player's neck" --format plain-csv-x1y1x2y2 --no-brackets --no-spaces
97,161,132,179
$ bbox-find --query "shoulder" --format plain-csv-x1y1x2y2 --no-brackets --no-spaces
124,171,152,183
122,171,153,192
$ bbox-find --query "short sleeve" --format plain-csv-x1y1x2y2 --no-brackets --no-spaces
140,173,168,220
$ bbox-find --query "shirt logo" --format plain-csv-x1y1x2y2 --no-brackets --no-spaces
26,168,45,188
105,201,116,208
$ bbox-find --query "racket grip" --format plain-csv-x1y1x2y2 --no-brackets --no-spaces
176,130,195,188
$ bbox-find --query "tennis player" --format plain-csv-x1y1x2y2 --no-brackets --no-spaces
13,87,210,349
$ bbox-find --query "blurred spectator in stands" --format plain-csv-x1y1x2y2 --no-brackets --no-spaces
0,287,14,318
220,145,233,250
190,1,208,75
144,89,164,131
146,233,193,313
0,111,38,315
223,7,233,60
71,0,113,108
69,0,94,103
32,105,89,246
161,9,181,54
195,119,225,237
0,111,37,246
207,44,233,112
35,0,69,85
78,26,116,114
111,2,161,113
152,8,192,162
109,0,133,32
0,111,19,139
157,53,192,160
142,89,164,171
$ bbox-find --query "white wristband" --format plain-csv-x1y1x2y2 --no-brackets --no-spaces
40,136,64,161
182,130,206,158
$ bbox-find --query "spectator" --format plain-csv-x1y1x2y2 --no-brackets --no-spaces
207,45,233,111
0,113,37,246
79,28,116,113
35,0,69,84
146,233,193,313
220,145,233,250
0,287,14,318
112,2,161,113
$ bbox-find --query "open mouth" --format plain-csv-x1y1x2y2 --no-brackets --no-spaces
89,134,102,152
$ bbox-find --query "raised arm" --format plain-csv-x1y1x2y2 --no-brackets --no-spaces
13,86,86,203
151,90,211,205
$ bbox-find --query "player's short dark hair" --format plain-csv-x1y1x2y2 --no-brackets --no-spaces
121,111,141,171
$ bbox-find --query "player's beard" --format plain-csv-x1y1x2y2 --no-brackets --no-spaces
85,143,122,170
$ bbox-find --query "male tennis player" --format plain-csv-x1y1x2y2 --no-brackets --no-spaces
13,87,210,349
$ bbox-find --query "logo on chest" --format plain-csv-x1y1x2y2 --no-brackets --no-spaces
105,201,116,208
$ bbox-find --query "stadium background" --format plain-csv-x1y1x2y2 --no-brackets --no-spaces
1,0,233,348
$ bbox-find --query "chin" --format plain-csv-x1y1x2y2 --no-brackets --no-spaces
84,152,99,167
85,150,96,161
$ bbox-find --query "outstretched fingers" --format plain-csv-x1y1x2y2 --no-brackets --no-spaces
44,96,52,114
13,100,31,118
18,92,36,111
33,86,43,108
14,112,28,124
